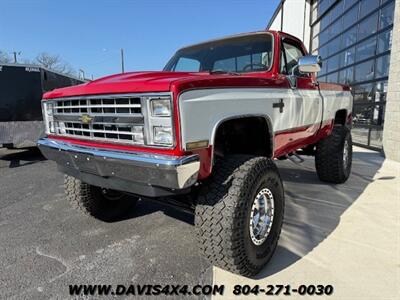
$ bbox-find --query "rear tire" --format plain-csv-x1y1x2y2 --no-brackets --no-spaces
195,155,284,277
64,175,139,221
315,125,352,183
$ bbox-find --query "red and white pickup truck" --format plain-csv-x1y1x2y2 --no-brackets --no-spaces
38,30,353,277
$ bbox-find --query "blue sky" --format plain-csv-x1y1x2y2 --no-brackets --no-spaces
0,0,279,78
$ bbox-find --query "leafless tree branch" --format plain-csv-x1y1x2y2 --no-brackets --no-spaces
35,52,76,76
0,51,12,63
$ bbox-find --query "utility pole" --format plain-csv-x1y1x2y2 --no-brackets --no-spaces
12,51,21,63
120,48,125,73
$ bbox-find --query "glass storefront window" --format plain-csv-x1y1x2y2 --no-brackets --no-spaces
340,47,355,67
342,26,357,47
353,104,374,125
354,59,375,82
330,2,344,21
319,30,330,46
369,128,383,148
339,66,354,84
377,29,392,53
344,0,358,10
353,83,375,102
379,1,395,29
319,57,328,75
371,104,385,126
328,18,342,40
327,72,339,83
356,36,377,62
309,0,392,150
321,13,331,32
327,35,341,56
375,54,390,78
375,81,388,102
327,53,341,72
359,0,380,18
318,45,328,60
352,126,369,145
358,12,378,41
343,4,359,30
319,0,331,17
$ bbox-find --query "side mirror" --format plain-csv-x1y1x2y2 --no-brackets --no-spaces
297,55,322,73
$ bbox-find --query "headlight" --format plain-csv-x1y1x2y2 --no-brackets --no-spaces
151,99,171,117
153,126,173,145
42,101,55,134
145,96,174,147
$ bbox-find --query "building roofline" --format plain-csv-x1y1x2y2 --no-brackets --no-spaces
266,0,285,29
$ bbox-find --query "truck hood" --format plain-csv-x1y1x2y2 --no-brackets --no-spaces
43,71,211,99
43,70,289,99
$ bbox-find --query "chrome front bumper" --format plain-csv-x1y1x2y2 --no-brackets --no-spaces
38,138,200,197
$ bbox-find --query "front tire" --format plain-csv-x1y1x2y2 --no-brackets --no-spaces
315,125,352,183
64,175,139,221
195,155,284,277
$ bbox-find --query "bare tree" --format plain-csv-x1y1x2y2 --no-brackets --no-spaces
0,50,12,63
35,52,76,76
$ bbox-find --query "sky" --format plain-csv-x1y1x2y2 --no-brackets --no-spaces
0,0,280,79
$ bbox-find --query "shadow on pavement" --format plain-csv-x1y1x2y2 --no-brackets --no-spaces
122,199,195,226
0,147,45,168
255,149,384,279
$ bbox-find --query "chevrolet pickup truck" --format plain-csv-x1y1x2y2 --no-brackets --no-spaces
38,30,353,277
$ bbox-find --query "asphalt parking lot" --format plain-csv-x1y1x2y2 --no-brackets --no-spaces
1,146,398,299
0,148,211,299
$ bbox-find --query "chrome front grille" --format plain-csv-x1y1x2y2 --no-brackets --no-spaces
50,95,145,144
54,97,141,115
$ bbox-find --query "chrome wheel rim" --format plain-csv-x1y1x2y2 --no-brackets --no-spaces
249,188,275,246
343,140,349,169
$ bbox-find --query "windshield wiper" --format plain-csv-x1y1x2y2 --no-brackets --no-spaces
209,70,241,76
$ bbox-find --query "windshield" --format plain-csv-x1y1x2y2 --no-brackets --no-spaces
164,33,273,73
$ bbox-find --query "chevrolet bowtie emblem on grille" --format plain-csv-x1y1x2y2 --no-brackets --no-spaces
79,114,93,124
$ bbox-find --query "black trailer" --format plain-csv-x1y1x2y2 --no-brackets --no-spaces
0,64,84,148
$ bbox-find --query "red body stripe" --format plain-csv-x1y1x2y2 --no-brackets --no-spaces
273,120,334,158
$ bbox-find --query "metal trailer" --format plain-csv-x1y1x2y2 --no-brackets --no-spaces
0,64,84,148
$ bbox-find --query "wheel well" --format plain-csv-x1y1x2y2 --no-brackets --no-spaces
334,109,347,125
213,117,273,158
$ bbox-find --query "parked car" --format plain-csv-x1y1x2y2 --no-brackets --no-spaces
38,30,353,277
0,64,84,148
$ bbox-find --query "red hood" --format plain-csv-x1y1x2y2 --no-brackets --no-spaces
43,71,211,99
43,71,289,99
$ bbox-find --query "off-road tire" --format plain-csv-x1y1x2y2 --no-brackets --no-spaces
64,175,138,221
315,125,352,183
195,155,285,277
